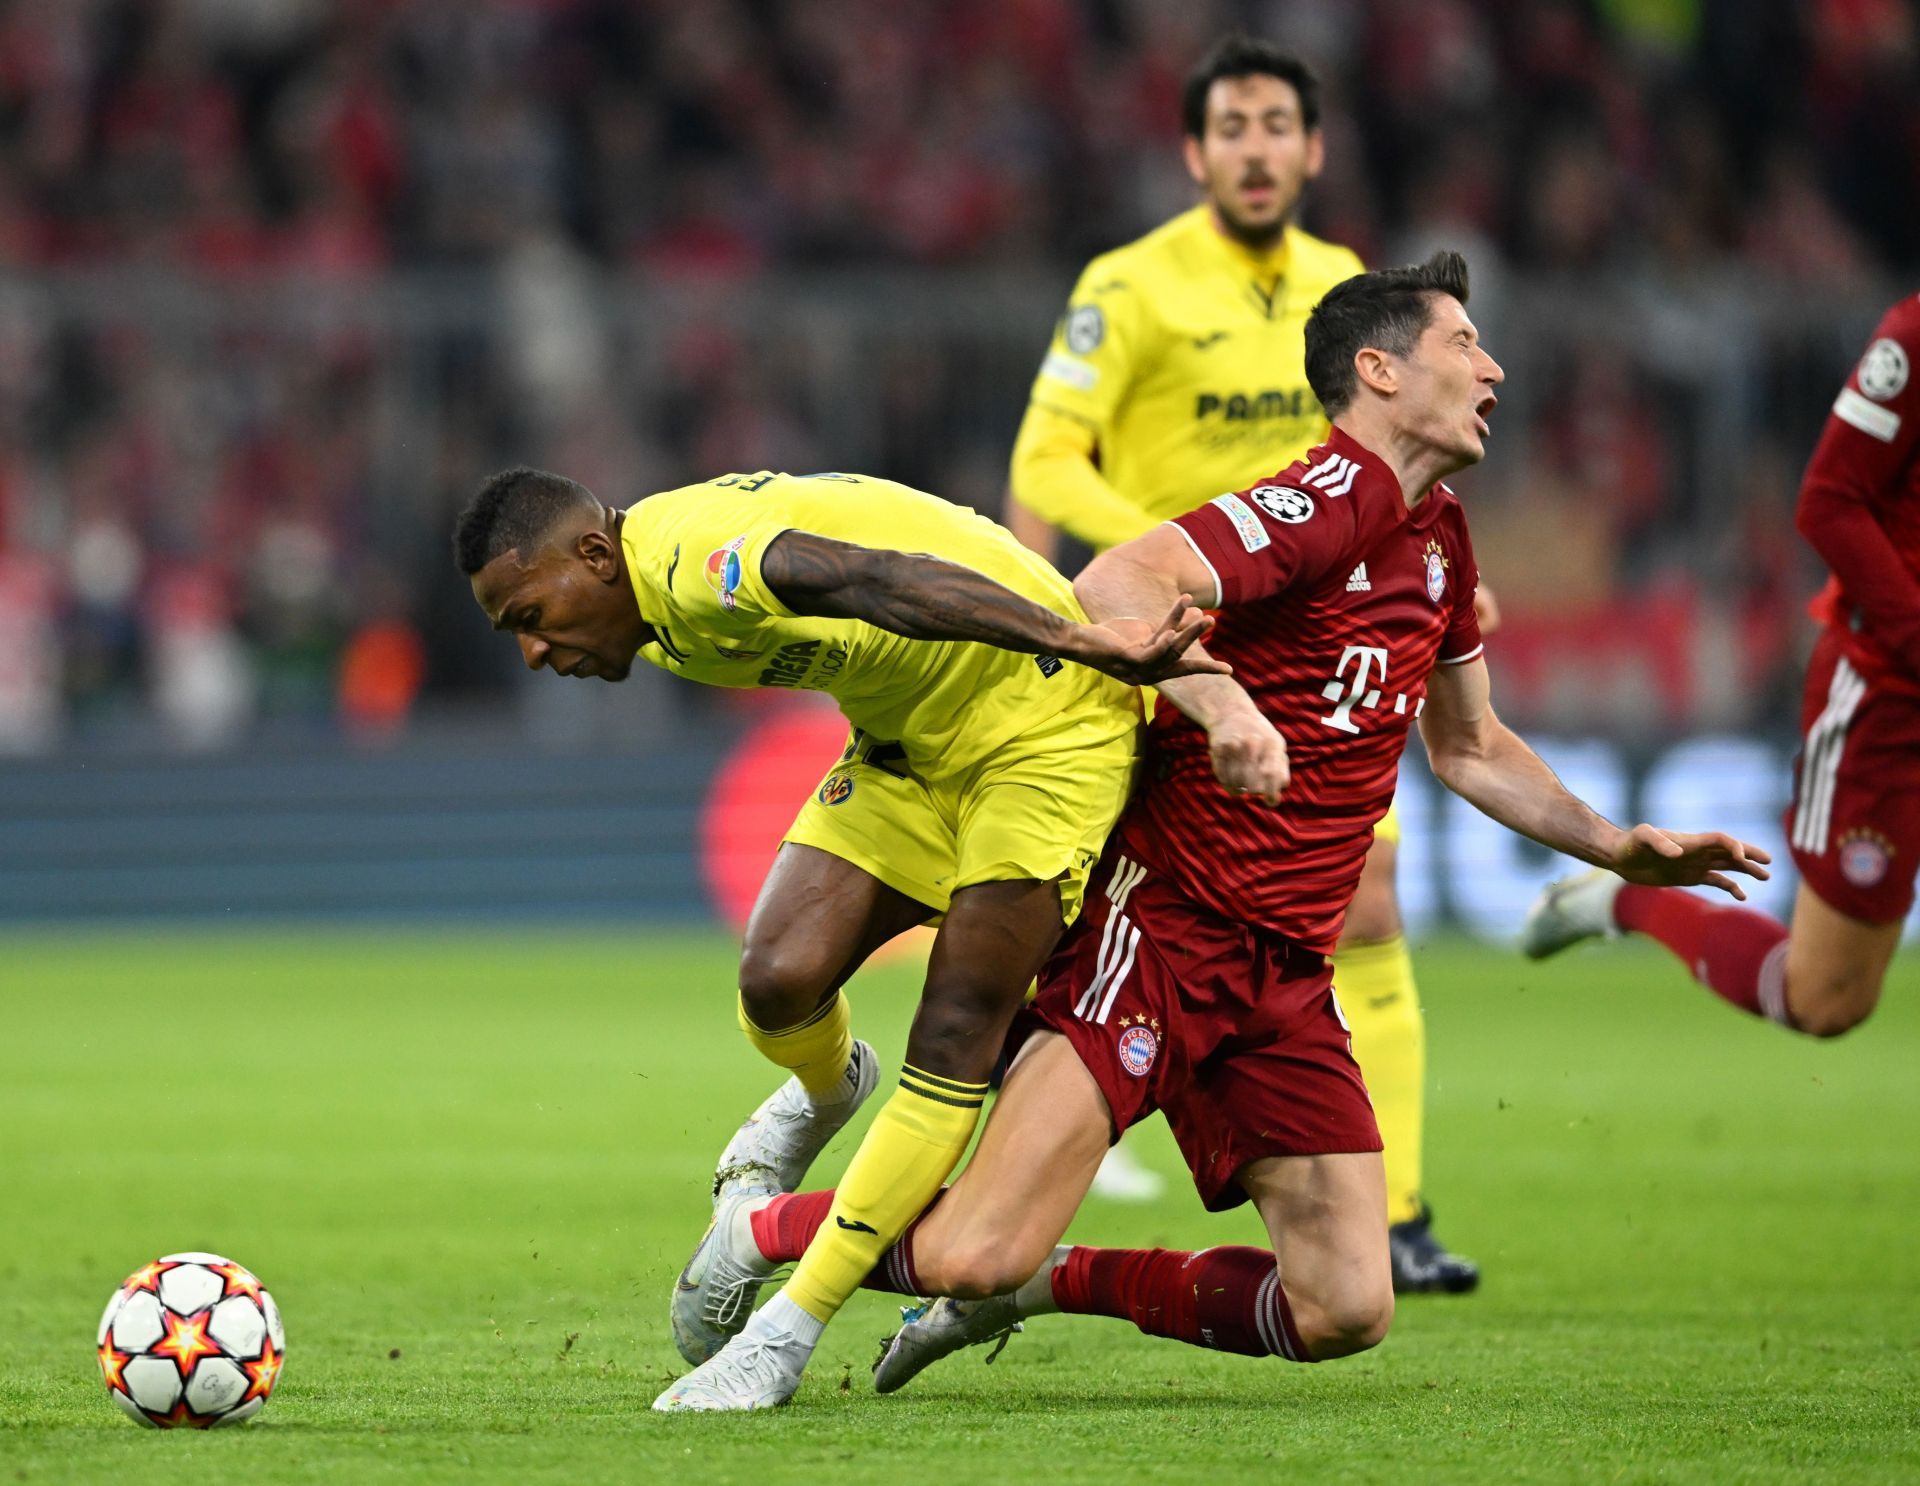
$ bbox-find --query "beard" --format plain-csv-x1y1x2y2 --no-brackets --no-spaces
1210,189,1291,250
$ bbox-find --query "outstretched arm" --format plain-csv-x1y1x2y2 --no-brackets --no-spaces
759,529,1226,686
1075,525,1291,804
1420,657,1770,898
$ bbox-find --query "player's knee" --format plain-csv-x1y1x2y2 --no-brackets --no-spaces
736,942,834,1030
1793,986,1878,1039
1291,1286,1393,1360
920,1237,1035,1301
906,979,1024,1079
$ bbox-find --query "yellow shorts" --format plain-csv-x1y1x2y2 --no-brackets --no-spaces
1376,802,1401,847
784,700,1140,926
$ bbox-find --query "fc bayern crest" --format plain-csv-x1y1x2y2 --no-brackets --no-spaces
1116,1016,1159,1077
1424,543,1448,603
1837,829,1892,888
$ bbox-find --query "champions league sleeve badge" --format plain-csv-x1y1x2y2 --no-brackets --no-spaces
1250,485,1316,524
1858,338,1909,402
1064,303,1105,355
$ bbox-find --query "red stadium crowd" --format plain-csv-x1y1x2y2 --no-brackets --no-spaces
0,0,1913,747
1,0,1915,275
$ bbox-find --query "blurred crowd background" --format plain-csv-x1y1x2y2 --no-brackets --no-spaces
1,0,1917,756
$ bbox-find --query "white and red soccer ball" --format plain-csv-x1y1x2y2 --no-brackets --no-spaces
97,1252,285,1428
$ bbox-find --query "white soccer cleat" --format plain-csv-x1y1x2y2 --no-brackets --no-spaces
671,1189,779,1365
1088,1141,1165,1203
712,1039,879,1198
653,1303,815,1413
1519,869,1625,960
871,1294,1023,1395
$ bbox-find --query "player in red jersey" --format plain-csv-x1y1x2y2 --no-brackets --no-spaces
1525,292,1920,1037
669,252,1766,1400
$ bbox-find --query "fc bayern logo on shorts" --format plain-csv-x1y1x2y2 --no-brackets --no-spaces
1837,828,1893,887
1115,1015,1160,1077
817,772,855,806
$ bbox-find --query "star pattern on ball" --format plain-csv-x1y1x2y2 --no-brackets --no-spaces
97,1344,131,1395
121,1260,174,1295
152,1400,216,1431
151,1309,222,1379
212,1262,262,1303
242,1337,284,1403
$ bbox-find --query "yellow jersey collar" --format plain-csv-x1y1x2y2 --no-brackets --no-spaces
1186,204,1295,280
617,502,675,635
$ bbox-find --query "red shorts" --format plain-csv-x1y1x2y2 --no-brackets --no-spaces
1018,848,1381,1212
1786,627,1920,924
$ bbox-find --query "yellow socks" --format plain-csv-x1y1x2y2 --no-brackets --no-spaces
1333,933,1426,1227
738,990,852,1100
783,1066,987,1322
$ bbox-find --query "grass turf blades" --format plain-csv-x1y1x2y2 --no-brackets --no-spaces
3,930,1916,1484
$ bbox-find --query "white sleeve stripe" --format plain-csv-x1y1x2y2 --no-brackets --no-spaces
1834,386,1901,442
1437,643,1484,665
1169,521,1225,608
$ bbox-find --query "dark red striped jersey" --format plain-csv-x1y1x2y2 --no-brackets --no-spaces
1800,292,1920,694
1117,427,1482,952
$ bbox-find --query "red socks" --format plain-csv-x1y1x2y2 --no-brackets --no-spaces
749,1189,932,1295
748,1190,833,1263
752,1204,1312,1359
1613,885,1793,1025
1051,1245,1311,1361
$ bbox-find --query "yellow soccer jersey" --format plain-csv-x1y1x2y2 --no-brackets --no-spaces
619,470,1132,779
1012,207,1364,547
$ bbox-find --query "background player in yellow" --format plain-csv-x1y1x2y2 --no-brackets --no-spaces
1008,35,1480,1292
454,465,1217,1412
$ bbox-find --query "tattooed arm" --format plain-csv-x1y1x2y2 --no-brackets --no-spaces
759,529,1227,686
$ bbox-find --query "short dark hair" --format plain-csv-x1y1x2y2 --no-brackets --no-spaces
1304,251,1473,417
452,466,600,575
1181,35,1321,139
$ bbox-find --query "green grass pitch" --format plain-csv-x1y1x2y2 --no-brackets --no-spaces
4,928,1917,1484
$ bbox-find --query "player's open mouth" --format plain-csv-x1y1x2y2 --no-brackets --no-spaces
1473,394,1497,437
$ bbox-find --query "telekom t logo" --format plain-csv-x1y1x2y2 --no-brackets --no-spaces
1320,645,1389,733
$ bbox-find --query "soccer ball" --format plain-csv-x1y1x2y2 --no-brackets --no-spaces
96,1252,286,1428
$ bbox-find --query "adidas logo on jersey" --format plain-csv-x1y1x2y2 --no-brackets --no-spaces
1346,563,1371,593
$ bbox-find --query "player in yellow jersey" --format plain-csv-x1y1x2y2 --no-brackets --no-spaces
454,465,1216,1411
1008,35,1479,1292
